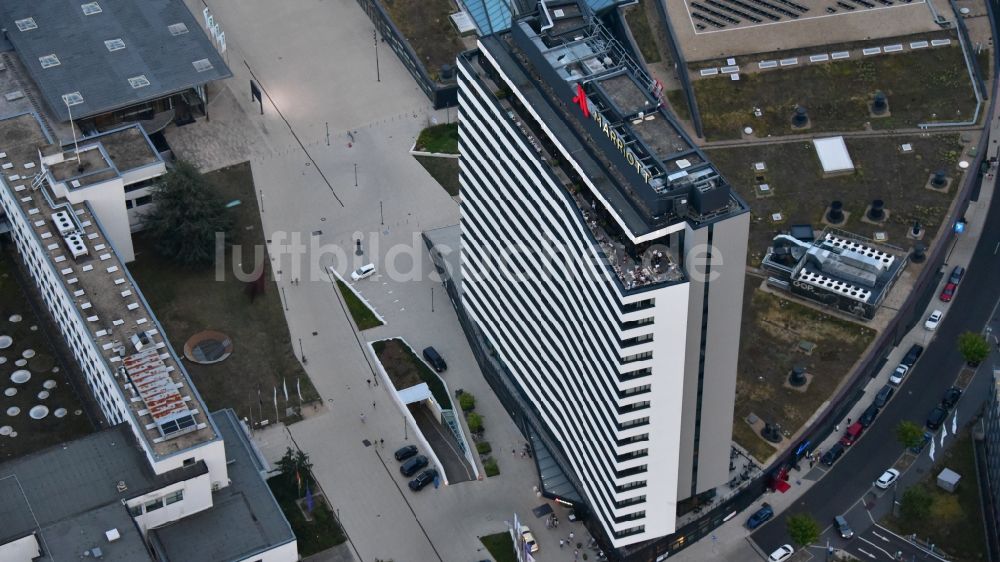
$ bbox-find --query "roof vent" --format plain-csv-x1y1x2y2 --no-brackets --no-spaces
39,54,60,69
104,38,125,52
192,59,213,73
15,18,37,32
130,330,151,351
115,480,127,492
81,2,102,15
168,22,189,36
104,529,120,542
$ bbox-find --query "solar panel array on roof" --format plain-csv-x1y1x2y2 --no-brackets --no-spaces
123,347,196,438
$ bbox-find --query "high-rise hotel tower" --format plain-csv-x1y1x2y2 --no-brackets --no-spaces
456,0,750,548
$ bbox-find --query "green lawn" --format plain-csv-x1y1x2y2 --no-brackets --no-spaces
267,473,345,556
415,155,460,196
129,162,319,423
693,46,977,139
373,339,452,409
480,532,516,562
885,431,987,562
415,123,459,154
335,280,383,331
665,89,692,123
622,0,661,64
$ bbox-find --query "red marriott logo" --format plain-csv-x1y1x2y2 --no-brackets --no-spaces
572,83,589,118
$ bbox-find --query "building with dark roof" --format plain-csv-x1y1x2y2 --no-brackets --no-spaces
0,0,231,129
0,410,296,562
454,0,749,554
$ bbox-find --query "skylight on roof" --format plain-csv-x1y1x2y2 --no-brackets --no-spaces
128,75,150,89
81,2,102,15
39,54,60,69
62,92,84,106
15,18,37,32
192,59,213,72
168,22,189,36
105,38,125,52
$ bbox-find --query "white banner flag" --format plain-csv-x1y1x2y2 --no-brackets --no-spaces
952,409,958,434
929,437,936,461
283,378,289,403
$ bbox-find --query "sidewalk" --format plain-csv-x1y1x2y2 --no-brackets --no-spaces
671,117,1000,562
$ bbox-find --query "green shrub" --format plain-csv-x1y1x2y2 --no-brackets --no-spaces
459,392,476,411
467,412,484,433
484,457,500,477
476,441,492,455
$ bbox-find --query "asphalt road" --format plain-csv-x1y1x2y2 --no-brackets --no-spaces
752,172,1000,554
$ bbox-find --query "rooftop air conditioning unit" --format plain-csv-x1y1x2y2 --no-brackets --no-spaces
51,210,75,235
130,330,151,351
63,232,88,259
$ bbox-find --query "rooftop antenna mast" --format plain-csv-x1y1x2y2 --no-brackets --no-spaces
64,96,81,164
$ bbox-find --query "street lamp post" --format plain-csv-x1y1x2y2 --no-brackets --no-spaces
298,337,307,365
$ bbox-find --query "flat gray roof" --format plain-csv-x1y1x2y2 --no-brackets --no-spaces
0,0,231,122
149,410,296,562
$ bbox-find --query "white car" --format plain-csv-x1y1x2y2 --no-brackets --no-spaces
924,309,943,331
350,263,376,281
769,544,794,562
875,468,900,489
889,364,909,385
518,525,539,553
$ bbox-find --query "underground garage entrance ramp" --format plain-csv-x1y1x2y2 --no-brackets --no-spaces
395,384,475,484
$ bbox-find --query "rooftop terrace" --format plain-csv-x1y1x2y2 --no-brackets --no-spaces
0,114,215,458
482,2,744,236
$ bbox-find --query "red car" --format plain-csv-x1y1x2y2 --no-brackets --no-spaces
939,282,957,302
839,422,864,447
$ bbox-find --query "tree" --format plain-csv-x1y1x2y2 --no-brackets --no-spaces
786,513,820,547
957,331,990,366
143,161,232,267
276,447,313,490
895,420,925,450
900,485,933,522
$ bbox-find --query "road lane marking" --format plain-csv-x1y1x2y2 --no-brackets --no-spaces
859,536,894,559
857,547,878,559
871,530,891,542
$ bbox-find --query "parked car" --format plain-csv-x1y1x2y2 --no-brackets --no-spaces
768,544,794,562
939,282,957,302
821,443,845,466
859,403,880,428
400,455,428,477
350,263,376,281
902,344,924,366
910,431,933,454
875,468,900,489
839,422,864,447
519,525,539,553
949,266,966,285
394,444,418,461
874,384,895,408
926,406,948,430
924,309,943,331
745,503,774,530
422,346,447,372
833,515,854,539
408,468,438,491
889,364,909,385
941,387,963,410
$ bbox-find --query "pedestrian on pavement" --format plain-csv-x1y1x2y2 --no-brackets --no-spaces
573,548,579,560
380,438,384,448
367,379,371,388
360,412,366,424
372,401,376,410
835,424,840,432
847,417,852,425
559,539,564,549
512,448,516,456
569,531,574,542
